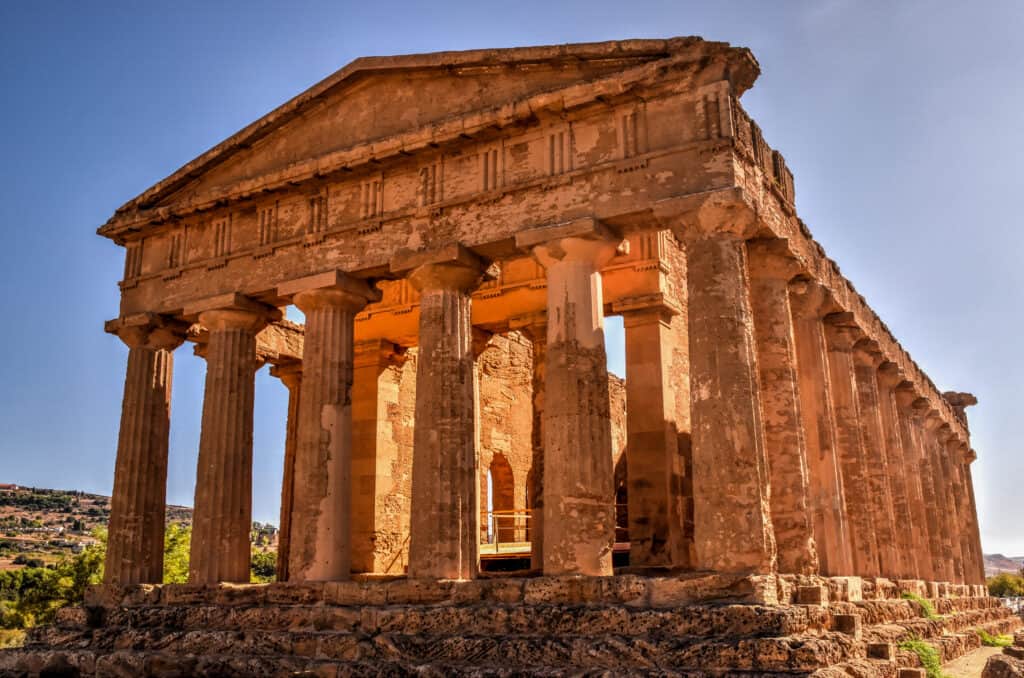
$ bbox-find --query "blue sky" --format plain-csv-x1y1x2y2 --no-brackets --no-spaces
1,1,1021,555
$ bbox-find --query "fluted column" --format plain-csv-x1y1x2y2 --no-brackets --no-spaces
931,421,963,582
684,230,775,573
877,364,919,579
189,298,278,584
104,314,186,585
916,405,950,581
278,272,379,582
747,241,817,574
895,386,935,580
509,314,547,572
824,313,879,577
789,280,853,576
517,220,619,576
962,451,985,584
620,301,691,569
946,438,971,584
269,362,301,582
395,245,485,580
852,340,900,577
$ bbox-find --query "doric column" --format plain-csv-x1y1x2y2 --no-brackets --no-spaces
931,421,963,581
916,405,950,581
516,220,619,576
946,437,970,584
895,385,935,581
619,299,690,569
187,295,279,584
350,339,407,574
877,363,919,579
789,280,853,576
746,240,817,574
682,225,775,574
278,271,380,582
510,313,547,572
394,245,486,580
962,450,985,584
103,314,186,585
852,340,900,577
268,361,301,582
823,313,879,577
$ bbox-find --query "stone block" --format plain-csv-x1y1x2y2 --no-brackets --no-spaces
214,583,267,606
867,642,895,660
598,574,648,604
797,585,829,607
481,578,526,604
898,669,927,678
927,581,941,598
828,576,863,602
384,579,453,605
161,583,210,605
53,606,88,628
898,579,927,598
266,582,324,605
523,576,601,605
833,613,862,639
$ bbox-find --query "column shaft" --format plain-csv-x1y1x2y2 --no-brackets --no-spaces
962,460,985,584
747,244,817,574
190,309,266,584
895,390,935,581
686,235,775,573
852,344,900,577
622,306,691,568
915,411,949,581
287,284,373,582
105,319,183,586
406,260,482,579
789,282,853,576
538,244,616,576
877,366,919,579
824,315,880,577
271,364,301,582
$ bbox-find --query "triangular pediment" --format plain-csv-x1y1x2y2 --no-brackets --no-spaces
102,37,757,234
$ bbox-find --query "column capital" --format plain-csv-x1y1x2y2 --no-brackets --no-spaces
746,238,806,281
934,422,954,444
105,313,189,351
789,277,838,320
878,361,904,389
852,339,884,368
279,270,381,313
894,383,921,413
965,448,978,464
515,217,622,269
823,312,864,351
613,294,681,328
392,243,490,292
269,360,303,391
508,311,548,341
651,186,759,241
353,339,405,370
922,409,945,432
184,292,282,331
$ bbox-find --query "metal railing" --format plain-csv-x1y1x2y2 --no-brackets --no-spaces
480,505,630,556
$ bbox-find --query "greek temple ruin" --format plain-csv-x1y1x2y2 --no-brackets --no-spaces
7,37,1016,677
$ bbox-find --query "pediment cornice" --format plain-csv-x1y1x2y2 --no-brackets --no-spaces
98,37,757,242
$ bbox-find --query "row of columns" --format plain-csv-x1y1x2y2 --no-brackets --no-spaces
103,215,984,586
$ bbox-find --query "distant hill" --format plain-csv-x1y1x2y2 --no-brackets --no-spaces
0,484,191,570
984,553,1024,577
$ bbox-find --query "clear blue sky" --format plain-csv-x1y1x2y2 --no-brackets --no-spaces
1,1,1021,555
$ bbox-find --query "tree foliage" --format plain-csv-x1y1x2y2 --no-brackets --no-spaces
163,523,191,584
987,572,1024,597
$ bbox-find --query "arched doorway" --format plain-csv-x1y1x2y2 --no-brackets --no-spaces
488,454,515,543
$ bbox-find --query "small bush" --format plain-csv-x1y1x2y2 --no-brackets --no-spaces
899,637,946,678
901,591,940,620
976,628,1013,647
0,629,25,649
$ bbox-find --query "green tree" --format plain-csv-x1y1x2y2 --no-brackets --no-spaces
987,573,1024,597
250,549,276,583
162,523,191,584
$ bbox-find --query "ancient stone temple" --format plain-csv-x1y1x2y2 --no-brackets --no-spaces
4,37,1019,677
